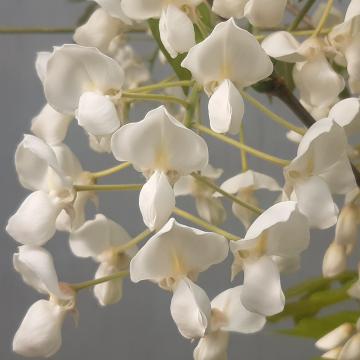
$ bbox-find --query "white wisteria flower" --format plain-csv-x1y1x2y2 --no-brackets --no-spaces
130,218,228,338
43,44,125,153
329,97,360,134
219,170,281,229
182,18,273,134
69,214,136,306
262,33,345,119
12,246,76,358
73,8,150,90
121,0,202,58
230,201,310,316
212,0,287,28
174,164,226,225
6,135,94,245
284,118,356,229
328,0,360,94
316,318,360,360
111,106,209,230
193,286,266,360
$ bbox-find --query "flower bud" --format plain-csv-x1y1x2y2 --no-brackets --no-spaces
316,323,355,350
339,333,360,360
322,242,347,278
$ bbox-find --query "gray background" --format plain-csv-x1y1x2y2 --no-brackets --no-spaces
0,1,355,359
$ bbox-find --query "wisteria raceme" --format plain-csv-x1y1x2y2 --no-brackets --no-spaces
5,0,360,359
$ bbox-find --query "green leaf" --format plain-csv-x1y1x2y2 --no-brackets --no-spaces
278,311,360,339
147,19,192,92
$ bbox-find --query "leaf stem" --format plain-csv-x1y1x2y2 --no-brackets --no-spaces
122,92,189,108
71,271,130,292
0,27,74,34
173,207,240,241
129,80,195,94
313,0,334,37
194,124,290,167
91,162,131,179
288,0,317,31
239,124,249,171
74,184,143,192
240,90,306,135
115,229,153,253
191,173,263,215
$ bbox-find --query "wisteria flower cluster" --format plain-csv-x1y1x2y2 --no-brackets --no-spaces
6,0,360,359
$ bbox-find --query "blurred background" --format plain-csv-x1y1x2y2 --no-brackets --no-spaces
0,1,355,359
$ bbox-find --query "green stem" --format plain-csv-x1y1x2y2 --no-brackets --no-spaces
122,92,189,107
239,124,249,171
288,0,317,31
71,271,130,292
74,184,143,192
191,173,263,215
194,124,290,167
185,85,201,128
240,90,306,135
92,162,131,179
115,229,153,253
0,27,74,34
313,0,334,37
173,207,240,241
129,80,195,94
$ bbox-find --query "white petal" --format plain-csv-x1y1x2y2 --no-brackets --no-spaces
130,218,228,283
294,176,338,229
52,143,83,180
339,333,360,360
316,323,354,351
76,91,120,136
194,331,229,360
181,18,273,89
173,175,193,196
212,0,247,19
93,0,132,23
35,51,51,84
293,56,345,107
139,171,175,230
15,134,62,191
231,201,310,258
121,0,163,20
221,170,281,194
44,44,124,114
13,245,69,299
345,0,360,21
345,34,360,94
211,286,266,333
6,191,63,245
241,256,285,316
329,98,360,133
171,278,211,339
93,262,124,306
159,5,195,58
31,104,72,145
244,0,287,28
208,79,244,134
195,197,226,226
261,31,305,62
111,105,209,174
69,213,132,258
13,300,65,358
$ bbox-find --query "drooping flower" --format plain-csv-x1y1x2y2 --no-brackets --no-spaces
219,170,281,229
284,118,356,229
69,214,136,306
174,164,226,225
12,246,76,358
193,286,266,360
230,201,310,316
212,0,287,28
262,33,345,118
111,106,209,230
130,218,228,338
329,97,360,135
6,135,94,245
182,18,273,134
43,44,125,152
121,0,202,58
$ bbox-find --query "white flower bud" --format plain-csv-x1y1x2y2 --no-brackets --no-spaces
316,323,355,350
322,242,347,278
